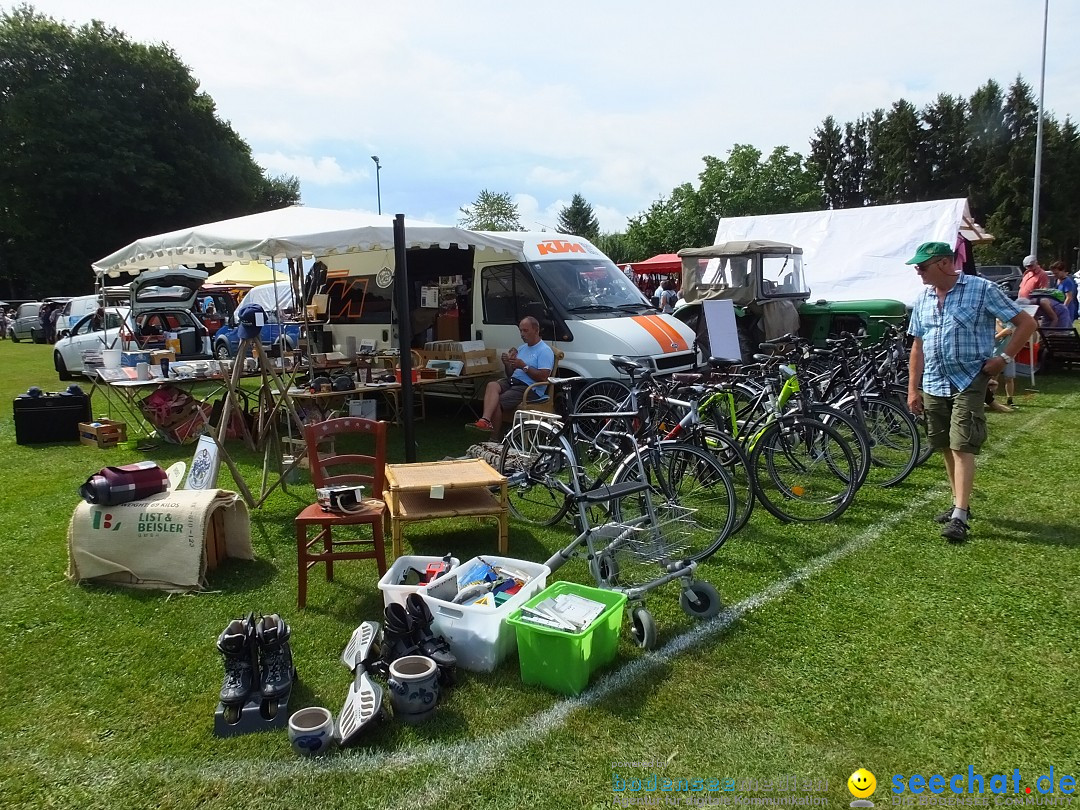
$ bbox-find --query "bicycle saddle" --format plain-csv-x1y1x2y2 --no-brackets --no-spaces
609,355,646,375
708,356,742,367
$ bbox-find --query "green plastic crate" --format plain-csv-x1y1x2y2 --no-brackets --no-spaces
506,581,627,696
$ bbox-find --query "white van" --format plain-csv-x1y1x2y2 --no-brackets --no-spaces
55,289,130,339
311,233,696,379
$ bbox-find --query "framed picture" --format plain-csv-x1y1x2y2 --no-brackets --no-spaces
185,435,221,490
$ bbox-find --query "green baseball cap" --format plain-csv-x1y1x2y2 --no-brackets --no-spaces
906,242,954,265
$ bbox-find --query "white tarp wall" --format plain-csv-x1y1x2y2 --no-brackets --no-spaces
713,199,973,307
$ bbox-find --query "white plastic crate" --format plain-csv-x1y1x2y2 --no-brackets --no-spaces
418,555,550,672
378,555,459,610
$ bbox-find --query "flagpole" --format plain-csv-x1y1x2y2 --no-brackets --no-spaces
1030,0,1049,255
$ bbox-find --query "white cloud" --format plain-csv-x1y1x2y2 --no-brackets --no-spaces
254,152,365,186
526,166,578,187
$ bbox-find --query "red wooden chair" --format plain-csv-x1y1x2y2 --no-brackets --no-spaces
294,416,389,608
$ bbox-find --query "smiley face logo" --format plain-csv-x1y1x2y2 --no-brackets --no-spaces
848,769,877,799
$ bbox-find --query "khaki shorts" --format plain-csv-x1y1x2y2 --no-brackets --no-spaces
922,372,989,454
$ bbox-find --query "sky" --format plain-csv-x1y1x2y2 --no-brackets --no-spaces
14,0,1080,234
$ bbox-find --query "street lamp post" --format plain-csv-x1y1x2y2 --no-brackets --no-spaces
1030,0,1049,255
371,155,382,215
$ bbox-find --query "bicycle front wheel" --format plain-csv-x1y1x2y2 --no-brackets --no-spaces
611,442,737,563
859,396,920,487
750,417,859,523
499,420,574,526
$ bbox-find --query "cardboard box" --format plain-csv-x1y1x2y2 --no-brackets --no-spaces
79,419,128,449
121,351,151,367
416,348,498,375
150,350,175,366
436,313,459,342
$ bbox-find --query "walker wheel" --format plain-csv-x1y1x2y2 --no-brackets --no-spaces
630,607,657,650
680,581,723,620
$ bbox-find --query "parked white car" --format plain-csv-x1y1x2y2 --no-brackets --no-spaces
53,269,212,380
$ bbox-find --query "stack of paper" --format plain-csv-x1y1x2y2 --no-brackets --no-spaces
519,593,605,632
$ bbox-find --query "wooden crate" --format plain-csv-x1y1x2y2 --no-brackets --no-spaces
79,419,128,449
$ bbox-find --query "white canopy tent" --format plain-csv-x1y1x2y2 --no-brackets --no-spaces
713,198,992,307
92,205,523,278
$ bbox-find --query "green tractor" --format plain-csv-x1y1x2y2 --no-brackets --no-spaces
673,240,907,364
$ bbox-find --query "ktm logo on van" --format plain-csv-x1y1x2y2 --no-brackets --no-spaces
536,240,586,256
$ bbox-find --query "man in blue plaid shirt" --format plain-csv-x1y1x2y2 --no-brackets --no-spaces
906,242,1036,542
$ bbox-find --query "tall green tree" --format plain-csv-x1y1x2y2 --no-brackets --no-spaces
983,77,1040,262
839,117,870,208
556,193,599,240
874,99,924,202
0,6,299,298
808,116,844,208
967,80,1008,221
458,189,522,231
921,93,971,200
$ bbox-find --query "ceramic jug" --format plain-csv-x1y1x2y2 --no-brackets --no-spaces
287,706,335,755
387,655,439,723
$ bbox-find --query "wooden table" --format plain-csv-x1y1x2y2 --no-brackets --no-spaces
383,458,508,558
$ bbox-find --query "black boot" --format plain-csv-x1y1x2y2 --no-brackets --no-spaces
256,613,295,699
405,593,457,685
381,603,420,664
216,613,257,706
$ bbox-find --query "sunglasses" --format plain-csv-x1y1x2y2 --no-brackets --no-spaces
916,258,945,272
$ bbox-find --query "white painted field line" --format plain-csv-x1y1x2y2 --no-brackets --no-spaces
32,397,1070,792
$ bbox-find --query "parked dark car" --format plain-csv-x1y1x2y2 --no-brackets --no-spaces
976,265,1022,299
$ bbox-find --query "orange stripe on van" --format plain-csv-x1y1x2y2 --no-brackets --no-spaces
631,315,689,353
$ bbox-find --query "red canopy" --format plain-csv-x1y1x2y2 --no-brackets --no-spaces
627,253,681,275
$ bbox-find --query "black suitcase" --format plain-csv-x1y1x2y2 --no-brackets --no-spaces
13,390,92,445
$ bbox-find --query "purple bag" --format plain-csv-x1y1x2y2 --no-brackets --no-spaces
80,461,170,506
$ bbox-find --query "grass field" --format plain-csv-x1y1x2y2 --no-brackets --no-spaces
1,338,1077,810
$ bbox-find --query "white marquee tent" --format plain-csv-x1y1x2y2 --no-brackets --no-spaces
92,205,523,278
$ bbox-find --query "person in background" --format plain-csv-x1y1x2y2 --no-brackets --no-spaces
659,279,679,314
905,242,1036,543
48,303,61,343
90,307,105,332
992,318,1017,409
467,316,553,435
1030,288,1071,328
1018,255,1049,301
1050,261,1077,324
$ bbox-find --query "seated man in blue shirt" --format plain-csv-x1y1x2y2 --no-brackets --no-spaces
906,242,1036,542
468,316,554,434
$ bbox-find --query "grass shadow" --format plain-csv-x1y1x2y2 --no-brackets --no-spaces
993,518,1079,548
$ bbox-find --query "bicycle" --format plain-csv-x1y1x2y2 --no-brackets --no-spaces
500,358,738,564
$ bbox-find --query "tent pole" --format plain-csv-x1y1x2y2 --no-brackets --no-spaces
394,215,417,463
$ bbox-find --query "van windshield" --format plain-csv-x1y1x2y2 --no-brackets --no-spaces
530,259,652,316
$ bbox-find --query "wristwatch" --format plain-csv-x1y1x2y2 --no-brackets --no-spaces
998,352,1014,364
